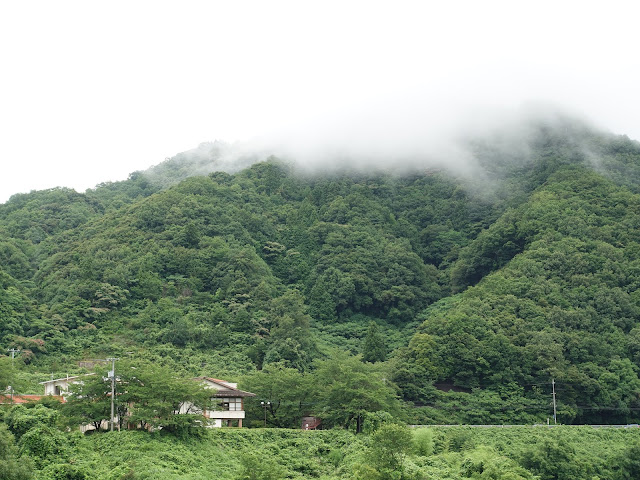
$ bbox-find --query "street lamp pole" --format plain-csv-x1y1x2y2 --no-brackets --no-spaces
260,401,271,427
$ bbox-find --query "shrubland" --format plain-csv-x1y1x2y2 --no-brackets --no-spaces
2,405,640,480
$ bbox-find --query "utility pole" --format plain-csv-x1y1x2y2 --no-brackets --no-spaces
552,379,557,425
6,348,20,365
107,357,119,432
6,349,20,404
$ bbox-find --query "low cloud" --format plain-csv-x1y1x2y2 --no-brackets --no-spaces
147,101,605,193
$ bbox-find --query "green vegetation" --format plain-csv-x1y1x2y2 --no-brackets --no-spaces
1,417,640,479
3,119,640,476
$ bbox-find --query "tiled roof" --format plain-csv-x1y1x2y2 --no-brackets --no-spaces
0,394,65,404
39,373,95,385
195,377,256,397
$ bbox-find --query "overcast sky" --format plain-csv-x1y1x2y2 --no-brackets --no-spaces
1,1,639,203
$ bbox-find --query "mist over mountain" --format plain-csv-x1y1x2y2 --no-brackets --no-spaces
140,107,638,197
2,115,640,426
141,140,267,189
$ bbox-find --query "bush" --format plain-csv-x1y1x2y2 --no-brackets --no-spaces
520,438,587,480
413,428,434,456
0,424,33,480
361,424,414,479
5,404,59,438
460,446,535,479
235,453,284,480
19,425,69,462
445,428,476,452
613,442,640,480
41,463,88,480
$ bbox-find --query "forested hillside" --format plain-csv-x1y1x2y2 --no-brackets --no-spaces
2,119,640,426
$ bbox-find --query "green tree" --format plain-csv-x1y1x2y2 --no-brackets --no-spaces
263,289,317,371
362,321,386,363
242,363,313,428
63,361,211,436
5,404,59,439
353,424,413,480
63,372,112,431
0,424,33,480
368,423,413,471
315,352,398,433
117,360,210,436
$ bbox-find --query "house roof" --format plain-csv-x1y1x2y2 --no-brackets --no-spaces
0,394,65,404
194,377,256,397
39,373,94,385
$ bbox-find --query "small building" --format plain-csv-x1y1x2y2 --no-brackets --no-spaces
38,373,254,430
301,416,322,430
184,377,255,428
40,374,94,396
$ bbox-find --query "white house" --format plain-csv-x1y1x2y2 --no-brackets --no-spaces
40,374,94,397
181,377,255,428
40,373,254,429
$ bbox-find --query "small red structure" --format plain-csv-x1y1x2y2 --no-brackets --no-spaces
301,416,322,430
0,394,64,405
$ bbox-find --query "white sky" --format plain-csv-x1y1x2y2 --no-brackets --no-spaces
1,1,639,203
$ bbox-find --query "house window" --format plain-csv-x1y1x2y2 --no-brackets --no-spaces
219,398,242,411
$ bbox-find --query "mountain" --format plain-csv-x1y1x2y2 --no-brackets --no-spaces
2,117,640,423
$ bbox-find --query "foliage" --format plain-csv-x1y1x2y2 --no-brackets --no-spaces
460,446,535,479
118,360,211,435
314,352,398,433
367,424,413,476
612,441,640,480
18,424,70,464
5,404,59,439
64,360,211,436
0,426,633,480
520,437,587,480
0,356,16,391
2,123,640,425
0,424,33,480
39,463,89,480
412,427,434,456
242,363,313,428
234,453,284,480
361,321,386,363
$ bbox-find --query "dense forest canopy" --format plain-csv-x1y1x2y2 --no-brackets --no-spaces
2,117,640,426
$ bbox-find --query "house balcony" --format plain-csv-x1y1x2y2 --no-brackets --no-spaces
205,410,246,419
